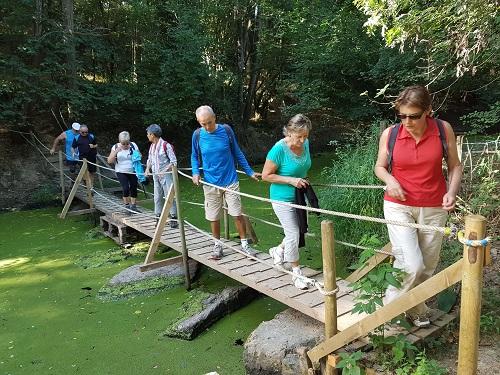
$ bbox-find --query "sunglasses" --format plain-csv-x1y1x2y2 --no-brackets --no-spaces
80,131,88,134
396,111,424,120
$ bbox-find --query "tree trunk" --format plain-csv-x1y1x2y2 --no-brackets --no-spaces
236,3,260,145
241,4,260,131
62,0,76,90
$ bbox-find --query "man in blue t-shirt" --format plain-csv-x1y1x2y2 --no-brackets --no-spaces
191,105,260,260
50,122,81,173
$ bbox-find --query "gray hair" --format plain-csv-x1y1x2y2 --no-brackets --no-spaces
283,114,312,136
195,105,216,118
146,123,162,137
80,124,89,131
118,131,130,143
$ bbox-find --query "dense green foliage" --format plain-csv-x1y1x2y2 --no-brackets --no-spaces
1,0,498,138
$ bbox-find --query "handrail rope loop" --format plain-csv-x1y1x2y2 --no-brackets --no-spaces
457,231,491,247
315,284,339,296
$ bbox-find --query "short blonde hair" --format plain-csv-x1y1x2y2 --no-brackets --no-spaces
283,114,312,136
118,131,130,143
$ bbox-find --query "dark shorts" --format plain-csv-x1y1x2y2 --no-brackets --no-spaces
65,160,78,173
79,154,97,173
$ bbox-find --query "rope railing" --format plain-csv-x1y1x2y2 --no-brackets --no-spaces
176,169,451,234
24,128,484,239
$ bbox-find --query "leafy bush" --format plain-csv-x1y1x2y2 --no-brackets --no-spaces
319,124,388,264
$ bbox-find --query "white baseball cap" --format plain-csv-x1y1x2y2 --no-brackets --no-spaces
72,122,81,131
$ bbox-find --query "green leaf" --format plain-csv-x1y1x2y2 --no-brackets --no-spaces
385,272,401,288
437,289,457,313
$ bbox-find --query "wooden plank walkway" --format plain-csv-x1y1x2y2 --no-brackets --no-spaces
72,186,455,340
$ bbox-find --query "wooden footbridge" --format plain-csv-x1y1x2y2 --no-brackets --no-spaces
54,156,489,374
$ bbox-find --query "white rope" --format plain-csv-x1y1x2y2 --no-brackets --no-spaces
176,169,449,233
313,183,385,189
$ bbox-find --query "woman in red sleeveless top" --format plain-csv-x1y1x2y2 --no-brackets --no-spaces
374,85,462,327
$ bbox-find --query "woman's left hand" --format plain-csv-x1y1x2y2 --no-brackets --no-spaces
442,193,457,211
290,177,309,188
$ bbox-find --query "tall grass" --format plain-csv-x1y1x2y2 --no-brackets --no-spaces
318,124,388,265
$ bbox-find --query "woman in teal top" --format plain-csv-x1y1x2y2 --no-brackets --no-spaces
262,114,312,289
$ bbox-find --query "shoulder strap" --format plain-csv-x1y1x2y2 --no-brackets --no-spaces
194,128,202,164
435,119,448,160
387,124,400,174
222,124,234,149
194,124,235,165
163,139,174,153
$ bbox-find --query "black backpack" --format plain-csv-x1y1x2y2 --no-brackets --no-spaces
387,119,448,173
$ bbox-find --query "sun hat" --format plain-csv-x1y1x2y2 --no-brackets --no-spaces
71,122,81,131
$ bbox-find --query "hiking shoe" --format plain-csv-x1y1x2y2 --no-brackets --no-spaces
130,204,140,213
292,268,309,290
169,215,178,229
411,315,431,328
124,204,131,215
210,243,223,260
242,243,257,257
269,246,284,266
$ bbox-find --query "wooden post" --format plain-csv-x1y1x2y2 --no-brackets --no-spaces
96,159,104,190
60,160,88,219
456,135,464,162
143,186,175,265
59,151,65,204
172,165,191,290
457,215,487,375
321,220,338,375
243,215,258,244
223,196,230,240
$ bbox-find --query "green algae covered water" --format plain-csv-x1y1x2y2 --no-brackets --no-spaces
0,153,347,374
0,208,285,374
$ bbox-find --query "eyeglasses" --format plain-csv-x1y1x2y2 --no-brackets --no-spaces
396,111,424,120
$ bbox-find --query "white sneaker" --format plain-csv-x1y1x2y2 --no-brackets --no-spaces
210,243,223,260
292,268,309,290
411,315,431,328
269,246,284,265
242,243,257,257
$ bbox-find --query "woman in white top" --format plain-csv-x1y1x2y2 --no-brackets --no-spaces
107,131,140,213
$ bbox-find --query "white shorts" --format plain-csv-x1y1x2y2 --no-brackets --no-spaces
203,182,243,221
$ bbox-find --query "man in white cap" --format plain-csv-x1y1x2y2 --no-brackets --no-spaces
50,122,81,173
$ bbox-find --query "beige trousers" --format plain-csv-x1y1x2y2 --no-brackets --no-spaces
383,200,448,316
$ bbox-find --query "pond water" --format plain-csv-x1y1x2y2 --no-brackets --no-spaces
0,152,345,375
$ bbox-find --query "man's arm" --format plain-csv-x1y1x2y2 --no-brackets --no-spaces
191,131,201,185
50,132,66,154
165,143,177,167
89,135,97,149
